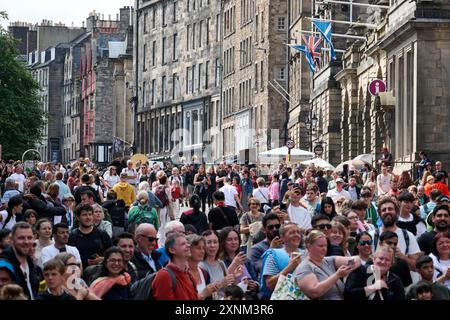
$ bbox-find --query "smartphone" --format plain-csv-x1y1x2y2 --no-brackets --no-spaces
347,258,354,267
272,229,280,238
239,246,247,254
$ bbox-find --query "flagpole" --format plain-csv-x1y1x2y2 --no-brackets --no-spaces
294,29,366,40
307,17,377,29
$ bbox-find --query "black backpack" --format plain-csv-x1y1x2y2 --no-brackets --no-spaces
109,200,126,228
130,267,177,300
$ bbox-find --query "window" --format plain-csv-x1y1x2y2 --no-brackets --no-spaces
173,33,178,61
277,67,285,81
206,18,210,45
277,17,286,31
198,63,202,92
254,63,258,90
192,23,196,49
187,67,192,93
162,37,167,64
162,76,166,102
151,7,156,29
261,10,264,42
192,64,196,93
205,60,209,89
187,25,191,50
173,1,178,22
172,73,178,99
215,14,220,42
142,81,147,108
199,20,203,48
260,60,264,90
151,79,156,105
162,4,167,26
152,41,156,66
143,44,147,71
187,0,190,12
215,58,220,87
144,12,148,33
255,14,259,42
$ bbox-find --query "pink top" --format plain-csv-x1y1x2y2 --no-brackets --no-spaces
268,182,280,201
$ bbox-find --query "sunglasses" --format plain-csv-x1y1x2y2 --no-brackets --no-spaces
267,224,281,230
358,240,373,246
145,236,159,242
316,224,332,230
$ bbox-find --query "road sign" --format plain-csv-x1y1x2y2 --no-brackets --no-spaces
314,144,324,156
368,79,386,96
286,140,295,149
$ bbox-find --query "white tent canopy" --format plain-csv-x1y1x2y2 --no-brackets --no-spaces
353,154,373,165
335,159,368,172
258,147,314,163
301,158,335,171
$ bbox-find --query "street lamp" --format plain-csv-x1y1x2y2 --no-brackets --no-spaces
305,113,318,151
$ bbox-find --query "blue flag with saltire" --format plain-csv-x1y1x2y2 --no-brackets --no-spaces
288,44,316,73
312,19,336,60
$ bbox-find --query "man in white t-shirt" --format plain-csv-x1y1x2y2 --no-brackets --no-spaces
40,223,81,267
9,165,26,193
220,178,242,210
326,178,351,203
287,187,311,230
377,197,422,278
377,165,393,196
121,160,139,191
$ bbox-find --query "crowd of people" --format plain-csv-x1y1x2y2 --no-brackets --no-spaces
0,151,449,301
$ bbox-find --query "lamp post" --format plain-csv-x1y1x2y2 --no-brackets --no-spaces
305,113,318,151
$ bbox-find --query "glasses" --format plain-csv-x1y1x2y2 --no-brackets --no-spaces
145,236,159,242
336,201,343,204
358,240,373,246
316,224,332,230
348,216,358,220
107,258,124,265
267,224,281,230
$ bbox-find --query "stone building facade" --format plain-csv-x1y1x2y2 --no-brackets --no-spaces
80,9,131,164
62,33,90,163
30,45,70,163
220,0,289,163
288,0,450,171
133,0,221,163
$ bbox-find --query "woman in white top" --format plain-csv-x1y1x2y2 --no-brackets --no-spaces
252,177,270,212
34,218,54,268
0,195,23,230
101,166,120,191
429,231,450,289
187,234,227,300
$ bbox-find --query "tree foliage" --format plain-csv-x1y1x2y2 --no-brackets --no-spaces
0,11,46,160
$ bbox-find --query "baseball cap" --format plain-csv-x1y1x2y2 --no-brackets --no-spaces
437,195,450,203
426,175,435,182
120,172,128,178
0,260,17,281
336,178,345,183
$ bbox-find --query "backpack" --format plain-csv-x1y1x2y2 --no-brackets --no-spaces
109,201,127,228
130,267,177,300
155,185,170,208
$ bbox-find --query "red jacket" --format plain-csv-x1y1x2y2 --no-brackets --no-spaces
151,263,198,300
431,181,450,196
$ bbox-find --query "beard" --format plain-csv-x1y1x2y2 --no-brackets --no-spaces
382,215,397,227
435,221,449,231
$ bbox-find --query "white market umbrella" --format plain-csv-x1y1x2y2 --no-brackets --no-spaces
353,154,373,165
258,147,314,163
301,158,335,171
335,159,368,172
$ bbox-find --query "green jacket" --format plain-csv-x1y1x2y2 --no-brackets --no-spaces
128,204,159,229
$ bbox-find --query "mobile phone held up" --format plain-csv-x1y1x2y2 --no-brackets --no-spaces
347,258,354,267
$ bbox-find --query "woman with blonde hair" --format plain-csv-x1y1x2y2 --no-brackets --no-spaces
295,230,359,300
344,245,405,300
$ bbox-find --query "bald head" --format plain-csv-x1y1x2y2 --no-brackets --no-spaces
135,223,156,236
135,223,157,254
